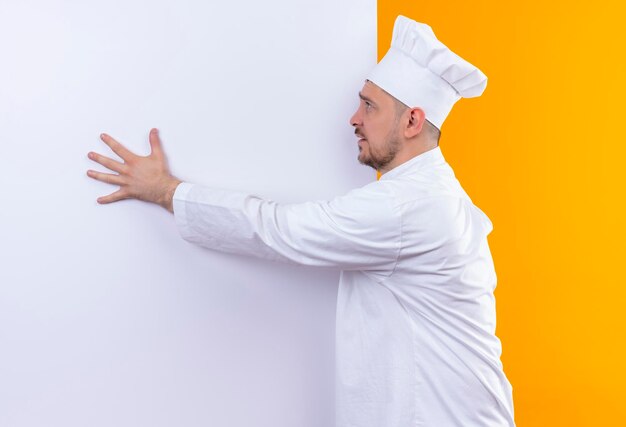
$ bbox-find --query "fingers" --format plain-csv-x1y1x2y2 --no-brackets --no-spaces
89,128,167,206
86,169,125,186
87,151,127,174
148,128,163,158
100,133,136,161
96,189,128,204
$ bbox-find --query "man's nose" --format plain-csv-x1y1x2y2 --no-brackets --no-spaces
349,109,360,127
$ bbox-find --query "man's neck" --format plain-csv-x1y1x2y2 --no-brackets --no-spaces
379,141,438,175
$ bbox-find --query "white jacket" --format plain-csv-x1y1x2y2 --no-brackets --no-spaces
172,146,515,427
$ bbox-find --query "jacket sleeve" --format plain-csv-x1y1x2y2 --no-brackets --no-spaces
172,181,401,273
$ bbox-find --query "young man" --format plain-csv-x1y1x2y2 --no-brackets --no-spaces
87,15,515,427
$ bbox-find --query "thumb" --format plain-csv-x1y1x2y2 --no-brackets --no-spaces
149,128,163,157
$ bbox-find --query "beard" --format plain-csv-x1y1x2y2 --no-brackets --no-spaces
357,123,401,172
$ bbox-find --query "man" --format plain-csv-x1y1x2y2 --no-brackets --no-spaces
87,15,515,427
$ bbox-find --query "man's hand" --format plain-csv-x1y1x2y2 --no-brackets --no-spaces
86,128,182,213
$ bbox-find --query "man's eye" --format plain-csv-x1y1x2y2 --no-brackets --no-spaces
365,102,372,110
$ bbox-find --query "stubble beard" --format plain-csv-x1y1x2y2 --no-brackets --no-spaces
358,123,401,172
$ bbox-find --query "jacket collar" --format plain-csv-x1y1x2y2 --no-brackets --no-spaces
379,146,445,181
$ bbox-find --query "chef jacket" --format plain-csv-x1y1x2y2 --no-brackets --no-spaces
172,146,515,427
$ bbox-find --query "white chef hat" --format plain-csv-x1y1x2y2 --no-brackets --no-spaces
366,15,487,130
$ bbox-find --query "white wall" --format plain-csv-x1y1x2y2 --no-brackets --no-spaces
0,1,376,426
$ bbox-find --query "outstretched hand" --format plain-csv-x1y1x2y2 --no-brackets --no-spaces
87,128,182,213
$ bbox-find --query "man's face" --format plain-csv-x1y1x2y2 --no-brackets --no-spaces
350,80,403,172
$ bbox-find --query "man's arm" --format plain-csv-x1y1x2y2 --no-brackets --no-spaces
171,180,401,271
87,128,401,271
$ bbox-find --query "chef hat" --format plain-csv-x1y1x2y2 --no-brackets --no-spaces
366,15,487,129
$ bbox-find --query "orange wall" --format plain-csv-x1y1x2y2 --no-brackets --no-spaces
376,1,626,426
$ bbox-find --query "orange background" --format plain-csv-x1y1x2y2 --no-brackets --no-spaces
376,1,626,426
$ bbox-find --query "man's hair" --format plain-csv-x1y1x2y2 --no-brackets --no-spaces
424,119,441,145
392,97,441,145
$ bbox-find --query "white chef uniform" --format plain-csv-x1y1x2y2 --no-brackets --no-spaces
172,13,515,427
172,145,515,426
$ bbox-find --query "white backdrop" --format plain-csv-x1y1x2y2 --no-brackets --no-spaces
0,1,376,426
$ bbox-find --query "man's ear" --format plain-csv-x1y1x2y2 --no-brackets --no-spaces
404,107,426,139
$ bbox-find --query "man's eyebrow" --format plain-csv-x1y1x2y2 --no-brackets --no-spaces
358,92,376,105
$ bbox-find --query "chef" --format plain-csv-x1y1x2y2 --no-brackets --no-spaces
87,15,515,427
